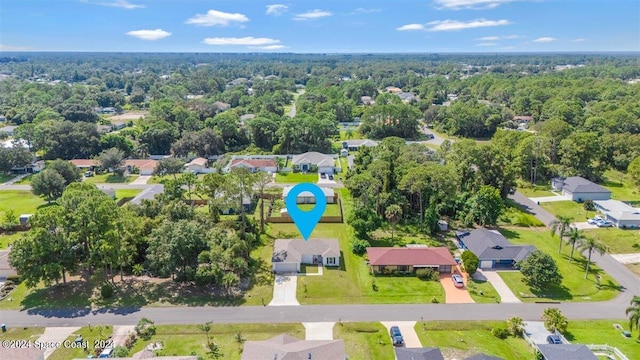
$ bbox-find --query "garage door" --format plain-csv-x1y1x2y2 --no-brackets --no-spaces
480,261,493,269
274,263,298,273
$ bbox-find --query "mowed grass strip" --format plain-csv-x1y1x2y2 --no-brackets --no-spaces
0,190,46,218
414,320,534,360
602,169,640,202
563,320,640,359
497,227,620,302
0,326,44,341
0,231,24,249
541,200,595,222
127,323,305,360
83,173,138,184
584,227,640,254
334,322,395,360
275,172,318,183
49,325,113,360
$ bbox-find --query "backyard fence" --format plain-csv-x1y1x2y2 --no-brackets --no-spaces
586,344,629,360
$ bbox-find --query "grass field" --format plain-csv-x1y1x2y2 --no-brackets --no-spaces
275,172,318,183
498,227,620,302
14,175,33,184
466,278,501,304
541,200,594,222
148,174,207,184
83,173,138,184
334,322,395,360
0,173,16,183
114,189,142,200
414,321,534,360
584,227,640,254
0,326,44,341
0,190,46,219
564,320,640,359
517,184,555,197
499,199,545,227
0,231,23,249
339,156,349,174
49,326,113,360
127,323,305,360
602,169,640,202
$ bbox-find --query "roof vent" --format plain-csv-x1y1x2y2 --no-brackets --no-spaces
492,245,503,250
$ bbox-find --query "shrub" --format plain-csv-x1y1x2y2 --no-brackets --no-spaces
132,264,144,276
461,251,479,275
124,333,136,349
113,346,129,358
416,268,439,281
351,238,370,255
430,296,439,303
135,318,157,341
492,326,509,339
100,284,114,299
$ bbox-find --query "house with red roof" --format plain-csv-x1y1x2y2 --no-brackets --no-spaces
366,246,456,274
227,158,277,173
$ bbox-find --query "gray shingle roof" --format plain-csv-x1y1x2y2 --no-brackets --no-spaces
562,177,611,194
291,152,334,167
395,347,445,360
464,354,504,360
272,238,341,264
241,334,346,360
536,344,597,360
457,229,536,262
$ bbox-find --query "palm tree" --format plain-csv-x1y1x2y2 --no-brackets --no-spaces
565,227,586,263
275,157,285,173
550,215,572,254
385,204,403,240
579,237,607,279
626,295,640,340
345,128,354,139
507,316,524,337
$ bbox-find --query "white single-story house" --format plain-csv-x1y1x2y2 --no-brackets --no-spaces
291,152,335,174
342,139,379,151
124,159,158,176
184,157,208,173
69,159,98,169
227,159,277,173
282,185,335,204
551,176,611,202
595,199,640,229
272,238,341,273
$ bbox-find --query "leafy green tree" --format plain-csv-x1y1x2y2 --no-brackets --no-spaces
48,159,81,185
147,219,208,280
579,237,606,279
227,167,256,235
197,173,226,220
153,157,185,180
2,209,18,231
385,204,402,240
542,308,568,333
31,168,66,203
468,185,504,226
348,206,381,240
98,147,125,174
507,317,524,337
626,296,640,340
180,172,198,202
627,157,640,189
565,227,586,263
254,172,272,233
519,250,562,290
461,250,479,275
0,146,32,173
550,215,572,254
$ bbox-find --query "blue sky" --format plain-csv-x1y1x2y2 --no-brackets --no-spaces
1,0,638,52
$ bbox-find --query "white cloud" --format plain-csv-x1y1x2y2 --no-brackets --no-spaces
249,45,286,50
203,37,280,46
352,8,382,14
126,29,171,41
533,37,556,43
265,4,288,16
186,9,249,27
293,9,332,21
397,24,426,31
476,42,497,46
478,36,500,41
433,0,515,10
81,0,145,9
426,19,511,31
504,34,521,39
572,38,586,42
0,44,33,51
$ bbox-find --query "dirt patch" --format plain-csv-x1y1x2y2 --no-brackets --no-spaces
625,263,640,277
108,111,147,122
441,347,476,360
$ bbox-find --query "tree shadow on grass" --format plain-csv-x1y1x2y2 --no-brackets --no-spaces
498,228,521,240
528,283,573,301
23,280,92,317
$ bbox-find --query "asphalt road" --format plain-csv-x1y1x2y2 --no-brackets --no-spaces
0,183,155,191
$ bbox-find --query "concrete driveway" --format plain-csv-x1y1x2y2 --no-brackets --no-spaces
611,253,640,264
529,195,568,203
474,269,521,303
524,321,555,344
302,322,335,340
573,221,599,230
268,274,299,306
36,327,80,359
131,175,151,185
381,321,422,348
439,272,474,304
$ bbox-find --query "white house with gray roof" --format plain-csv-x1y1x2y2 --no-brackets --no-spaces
456,229,536,269
551,176,611,202
272,238,341,273
594,199,640,228
536,344,597,360
291,151,335,174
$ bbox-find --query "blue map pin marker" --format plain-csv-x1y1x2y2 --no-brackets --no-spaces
285,183,327,240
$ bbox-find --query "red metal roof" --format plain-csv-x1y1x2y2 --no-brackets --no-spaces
366,247,456,266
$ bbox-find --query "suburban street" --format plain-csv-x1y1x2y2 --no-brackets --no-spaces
0,190,638,327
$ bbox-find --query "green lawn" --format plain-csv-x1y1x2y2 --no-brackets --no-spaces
467,278,501,304
414,321,534,360
339,129,365,140
127,323,305,360
0,326,44,341
148,174,207,184
0,173,16,183
602,169,640,202
339,156,349,174
114,189,142,200
275,172,318,183
583,227,640,254
49,326,113,360
83,173,138,184
564,320,640,359
497,227,620,302
517,184,556,197
0,231,24,249
541,200,594,222
14,175,33,184
334,322,395,360
0,190,47,219
499,199,545,227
